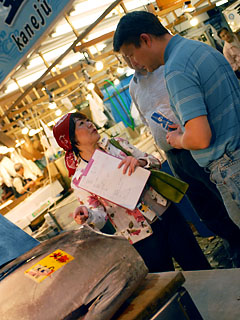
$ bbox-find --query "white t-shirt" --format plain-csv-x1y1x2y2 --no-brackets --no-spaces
129,66,179,152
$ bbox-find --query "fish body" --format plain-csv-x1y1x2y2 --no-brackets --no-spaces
0,225,148,320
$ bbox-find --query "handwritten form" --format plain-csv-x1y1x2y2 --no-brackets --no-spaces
75,150,151,210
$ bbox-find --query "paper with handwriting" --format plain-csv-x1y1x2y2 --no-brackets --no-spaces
74,150,150,210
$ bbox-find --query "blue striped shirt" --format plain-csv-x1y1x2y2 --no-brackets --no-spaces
164,35,240,167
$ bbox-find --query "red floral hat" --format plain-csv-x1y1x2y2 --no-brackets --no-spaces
53,113,78,176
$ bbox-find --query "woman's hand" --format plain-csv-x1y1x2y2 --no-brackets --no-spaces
118,156,147,176
73,206,89,225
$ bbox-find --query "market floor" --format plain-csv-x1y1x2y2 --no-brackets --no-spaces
174,233,233,270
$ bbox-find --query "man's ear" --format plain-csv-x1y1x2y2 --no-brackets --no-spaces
140,33,152,47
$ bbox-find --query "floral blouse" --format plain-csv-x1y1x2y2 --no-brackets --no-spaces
71,137,166,244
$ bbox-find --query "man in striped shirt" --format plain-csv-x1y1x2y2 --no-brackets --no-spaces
113,11,240,228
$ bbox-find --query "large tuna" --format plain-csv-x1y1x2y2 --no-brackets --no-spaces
0,225,148,320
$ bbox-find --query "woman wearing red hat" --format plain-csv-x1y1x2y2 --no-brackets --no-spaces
53,112,210,272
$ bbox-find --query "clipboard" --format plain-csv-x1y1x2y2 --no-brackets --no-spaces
72,149,150,210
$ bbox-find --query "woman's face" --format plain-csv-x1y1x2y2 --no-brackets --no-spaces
74,119,100,148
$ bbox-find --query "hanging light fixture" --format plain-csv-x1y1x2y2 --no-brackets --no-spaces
115,55,124,75
15,139,25,147
42,86,54,102
87,82,95,90
113,78,120,86
184,12,199,27
29,128,42,136
86,93,92,100
29,129,36,136
80,51,103,71
190,17,199,26
182,1,195,13
22,127,29,135
47,120,55,127
82,68,91,82
0,145,14,154
42,84,58,110
95,61,104,71
82,69,95,90
125,68,135,77
0,146,9,154
117,66,124,75
18,120,29,135
48,102,57,109
55,109,62,117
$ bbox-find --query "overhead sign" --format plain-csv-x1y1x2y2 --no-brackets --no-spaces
0,0,74,85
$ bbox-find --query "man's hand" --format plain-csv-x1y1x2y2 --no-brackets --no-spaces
118,156,147,176
166,116,212,150
24,180,35,191
166,124,184,149
73,206,89,225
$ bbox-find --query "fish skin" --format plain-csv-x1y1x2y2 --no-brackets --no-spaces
0,225,148,320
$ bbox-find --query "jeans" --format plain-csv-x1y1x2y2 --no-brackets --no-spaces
165,149,240,251
208,149,240,229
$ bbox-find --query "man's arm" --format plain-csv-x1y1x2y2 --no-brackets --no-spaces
166,115,212,150
13,177,35,194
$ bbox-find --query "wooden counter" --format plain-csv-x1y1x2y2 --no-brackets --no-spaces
114,272,185,320
114,269,240,320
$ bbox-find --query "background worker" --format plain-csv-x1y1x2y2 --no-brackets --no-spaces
12,163,35,198
218,27,240,78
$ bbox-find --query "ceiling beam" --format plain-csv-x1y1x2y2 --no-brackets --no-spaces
195,0,211,7
0,50,115,102
74,31,115,51
156,2,184,16
1,0,218,138
0,0,123,121
2,59,119,131
166,3,216,29
0,132,16,147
